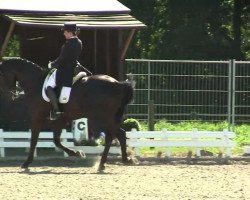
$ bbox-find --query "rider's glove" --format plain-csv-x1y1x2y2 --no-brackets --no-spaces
48,62,52,69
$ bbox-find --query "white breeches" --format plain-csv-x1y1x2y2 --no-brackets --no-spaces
43,70,71,104
59,86,72,104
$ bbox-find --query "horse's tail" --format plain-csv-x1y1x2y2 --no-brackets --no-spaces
115,82,134,123
122,82,134,105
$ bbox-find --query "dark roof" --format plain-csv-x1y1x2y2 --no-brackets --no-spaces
4,14,146,29
0,0,145,29
0,0,130,14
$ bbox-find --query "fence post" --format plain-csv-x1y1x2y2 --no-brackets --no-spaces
0,129,4,157
147,60,151,101
164,129,171,157
231,59,236,131
227,60,232,126
148,100,154,131
131,129,140,157
194,128,201,157
228,59,236,131
147,60,154,131
224,128,231,157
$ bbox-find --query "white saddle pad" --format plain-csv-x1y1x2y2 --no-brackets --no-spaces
42,69,87,103
42,69,57,102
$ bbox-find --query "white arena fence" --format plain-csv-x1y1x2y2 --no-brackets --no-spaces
125,59,250,124
126,129,236,157
0,118,89,157
0,129,73,157
0,123,237,158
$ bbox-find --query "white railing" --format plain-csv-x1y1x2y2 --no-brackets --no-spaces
0,118,89,157
126,129,236,157
0,129,73,157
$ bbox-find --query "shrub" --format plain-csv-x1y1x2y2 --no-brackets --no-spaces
122,118,141,131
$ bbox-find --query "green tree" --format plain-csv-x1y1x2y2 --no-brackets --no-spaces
4,34,20,57
121,0,250,60
120,0,157,58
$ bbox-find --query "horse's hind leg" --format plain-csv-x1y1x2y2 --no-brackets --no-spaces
116,128,130,163
98,134,112,171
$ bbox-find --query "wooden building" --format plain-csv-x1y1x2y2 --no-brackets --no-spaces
0,0,145,80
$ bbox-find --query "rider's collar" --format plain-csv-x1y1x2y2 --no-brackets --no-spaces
68,36,77,39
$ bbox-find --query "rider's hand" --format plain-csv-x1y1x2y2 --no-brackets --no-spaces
48,62,52,69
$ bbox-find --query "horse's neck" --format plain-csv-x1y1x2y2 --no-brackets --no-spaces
17,64,44,96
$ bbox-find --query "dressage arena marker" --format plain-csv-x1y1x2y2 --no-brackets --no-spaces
126,128,236,157
72,118,88,141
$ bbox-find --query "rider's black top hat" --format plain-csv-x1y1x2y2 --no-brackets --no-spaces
61,22,80,32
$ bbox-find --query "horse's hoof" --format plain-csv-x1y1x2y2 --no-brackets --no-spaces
97,165,105,172
76,151,86,159
123,157,138,165
20,163,29,169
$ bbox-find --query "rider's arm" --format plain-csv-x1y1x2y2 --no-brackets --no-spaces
51,41,73,68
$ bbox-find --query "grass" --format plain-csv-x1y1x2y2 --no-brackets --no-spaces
130,120,250,156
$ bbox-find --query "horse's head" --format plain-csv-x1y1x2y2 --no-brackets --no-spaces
0,60,17,91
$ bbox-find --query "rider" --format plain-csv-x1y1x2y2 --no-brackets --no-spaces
46,22,82,120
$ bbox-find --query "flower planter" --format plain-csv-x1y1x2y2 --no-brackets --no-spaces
72,146,120,155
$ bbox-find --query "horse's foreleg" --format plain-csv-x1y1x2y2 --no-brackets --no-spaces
116,128,129,163
21,124,41,168
98,135,112,172
53,131,84,158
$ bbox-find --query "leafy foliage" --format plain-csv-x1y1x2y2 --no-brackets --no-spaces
4,34,20,57
154,120,229,131
141,120,250,146
121,0,250,60
122,118,142,131
2,1,250,60
136,120,249,155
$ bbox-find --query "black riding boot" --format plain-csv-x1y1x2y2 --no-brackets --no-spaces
46,86,63,120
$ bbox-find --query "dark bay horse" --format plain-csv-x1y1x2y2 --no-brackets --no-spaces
0,58,133,171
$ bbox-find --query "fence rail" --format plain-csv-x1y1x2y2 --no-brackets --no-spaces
125,59,250,124
126,128,236,157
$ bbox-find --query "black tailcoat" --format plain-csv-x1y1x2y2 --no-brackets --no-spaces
51,37,82,87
